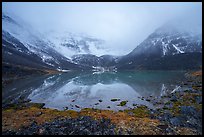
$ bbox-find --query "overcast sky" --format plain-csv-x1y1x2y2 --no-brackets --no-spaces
2,2,202,55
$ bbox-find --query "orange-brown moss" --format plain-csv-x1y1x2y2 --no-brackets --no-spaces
191,70,202,77
2,104,161,135
2,106,78,132
79,108,161,135
123,105,150,118
3,91,201,135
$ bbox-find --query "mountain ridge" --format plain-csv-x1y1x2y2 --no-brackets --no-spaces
2,12,202,72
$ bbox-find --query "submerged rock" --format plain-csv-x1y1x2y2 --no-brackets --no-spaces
117,101,128,106
111,98,120,102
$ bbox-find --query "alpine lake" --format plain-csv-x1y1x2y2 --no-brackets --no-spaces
2,70,188,111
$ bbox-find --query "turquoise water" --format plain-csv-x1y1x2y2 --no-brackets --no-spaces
3,70,187,111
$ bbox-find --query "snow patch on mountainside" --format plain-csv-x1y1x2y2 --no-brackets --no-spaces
3,13,58,64
162,41,168,55
172,44,184,54
56,68,70,72
44,31,109,58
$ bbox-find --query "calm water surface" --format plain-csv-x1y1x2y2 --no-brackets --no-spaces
2,71,187,111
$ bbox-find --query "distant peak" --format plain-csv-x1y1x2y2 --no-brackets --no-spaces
154,17,202,36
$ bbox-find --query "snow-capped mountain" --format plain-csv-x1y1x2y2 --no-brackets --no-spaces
129,23,202,57
2,12,91,71
2,12,202,72
116,22,202,70
44,31,109,59
2,12,114,72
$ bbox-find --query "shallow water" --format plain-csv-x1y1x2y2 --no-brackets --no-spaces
2,70,187,111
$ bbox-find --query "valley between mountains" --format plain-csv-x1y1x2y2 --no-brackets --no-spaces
2,11,202,135
2,12,202,75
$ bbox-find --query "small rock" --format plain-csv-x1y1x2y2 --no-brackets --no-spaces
146,99,151,102
64,107,69,110
117,101,128,106
159,113,173,121
195,96,202,104
24,99,31,103
99,100,102,102
186,117,199,129
132,104,137,106
170,117,181,126
157,124,168,130
110,98,120,101
35,112,42,117
180,106,197,116
38,128,45,135
75,105,80,108
170,95,177,102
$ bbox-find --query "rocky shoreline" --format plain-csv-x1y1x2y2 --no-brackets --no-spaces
2,70,202,135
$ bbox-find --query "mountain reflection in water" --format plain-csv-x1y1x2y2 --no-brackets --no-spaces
2,71,186,111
